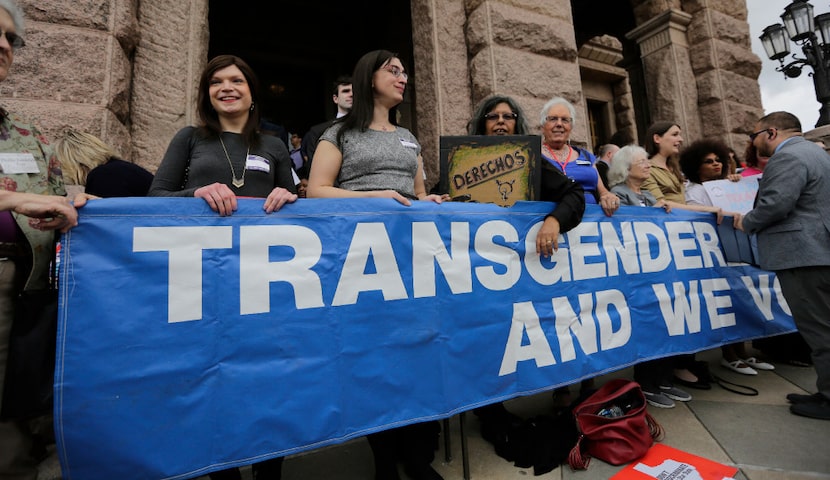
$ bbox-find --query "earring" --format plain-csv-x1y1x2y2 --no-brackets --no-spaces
250,103,255,112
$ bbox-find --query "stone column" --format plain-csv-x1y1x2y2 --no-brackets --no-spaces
130,0,208,170
682,0,763,151
465,0,585,143
410,0,472,187
6,0,139,158
412,0,587,186
627,9,702,141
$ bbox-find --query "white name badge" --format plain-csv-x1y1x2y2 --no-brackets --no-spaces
399,139,418,149
575,159,592,166
245,155,270,173
0,153,39,174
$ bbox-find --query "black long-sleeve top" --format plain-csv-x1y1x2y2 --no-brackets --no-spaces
539,161,585,233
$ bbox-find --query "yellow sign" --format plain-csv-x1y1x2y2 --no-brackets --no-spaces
439,135,541,206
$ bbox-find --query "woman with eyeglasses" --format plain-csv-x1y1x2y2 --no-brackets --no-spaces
466,96,586,465
540,96,619,217
679,139,774,377
308,49,445,480
0,2,68,478
468,95,585,256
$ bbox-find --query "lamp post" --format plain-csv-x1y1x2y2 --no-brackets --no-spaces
759,0,830,127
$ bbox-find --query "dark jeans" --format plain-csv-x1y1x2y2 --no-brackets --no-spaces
367,421,440,479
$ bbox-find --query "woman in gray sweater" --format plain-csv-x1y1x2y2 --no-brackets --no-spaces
149,55,296,216
308,49,445,480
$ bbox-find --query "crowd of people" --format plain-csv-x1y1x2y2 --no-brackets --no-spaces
2,0,830,478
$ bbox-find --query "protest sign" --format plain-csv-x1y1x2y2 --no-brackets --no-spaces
702,175,760,215
612,444,738,479
439,135,540,206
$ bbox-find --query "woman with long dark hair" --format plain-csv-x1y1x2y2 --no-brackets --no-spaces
308,49,445,480
149,55,297,217
149,54,295,480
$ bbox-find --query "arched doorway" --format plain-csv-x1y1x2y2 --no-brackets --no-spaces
570,0,646,147
207,1,416,139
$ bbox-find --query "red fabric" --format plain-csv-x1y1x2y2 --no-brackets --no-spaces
568,379,663,469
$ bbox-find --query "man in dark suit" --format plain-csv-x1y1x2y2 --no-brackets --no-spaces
301,76,352,167
736,111,830,420
595,143,618,189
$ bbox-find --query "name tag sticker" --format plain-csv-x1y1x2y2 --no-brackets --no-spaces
0,153,39,174
399,139,418,149
245,155,270,173
575,159,592,166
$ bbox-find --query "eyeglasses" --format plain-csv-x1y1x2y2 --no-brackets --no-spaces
483,112,518,122
545,115,572,125
749,128,771,141
381,65,408,81
702,157,722,164
0,30,24,50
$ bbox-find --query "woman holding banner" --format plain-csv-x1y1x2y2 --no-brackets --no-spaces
467,96,586,461
150,54,295,480
680,139,774,376
468,95,585,255
539,97,618,217
149,55,297,218
642,122,727,396
606,145,689,409
308,49,445,480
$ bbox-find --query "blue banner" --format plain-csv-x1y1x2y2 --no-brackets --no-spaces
55,199,795,480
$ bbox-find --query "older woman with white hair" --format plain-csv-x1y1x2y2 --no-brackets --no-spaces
540,96,619,216
0,1,68,478
606,145,693,410
607,145,670,210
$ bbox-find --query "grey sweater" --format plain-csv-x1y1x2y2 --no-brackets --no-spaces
319,124,420,199
149,127,297,198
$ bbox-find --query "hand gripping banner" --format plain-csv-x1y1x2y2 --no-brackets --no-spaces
54,198,795,479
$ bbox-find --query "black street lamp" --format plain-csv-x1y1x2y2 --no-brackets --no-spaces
759,0,830,127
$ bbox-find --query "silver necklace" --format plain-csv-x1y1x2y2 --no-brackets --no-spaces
219,135,249,188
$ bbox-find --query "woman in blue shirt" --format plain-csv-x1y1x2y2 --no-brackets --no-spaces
539,97,619,216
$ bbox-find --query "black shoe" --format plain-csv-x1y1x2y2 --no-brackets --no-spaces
786,392,825,404
403,463,443,480
790,398,830,420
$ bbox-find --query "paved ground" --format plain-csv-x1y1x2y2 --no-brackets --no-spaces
38,348,830,479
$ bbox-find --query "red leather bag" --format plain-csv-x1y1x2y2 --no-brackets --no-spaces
567,379,664,469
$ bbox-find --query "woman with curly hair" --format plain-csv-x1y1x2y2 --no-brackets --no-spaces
680,139,774,376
